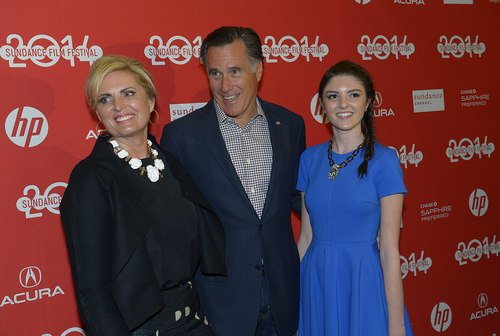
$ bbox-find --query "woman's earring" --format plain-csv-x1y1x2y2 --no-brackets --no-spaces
96,120,109,137
149,109,159,125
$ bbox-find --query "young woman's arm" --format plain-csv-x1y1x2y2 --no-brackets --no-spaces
297,192,313,261
380,193,407,336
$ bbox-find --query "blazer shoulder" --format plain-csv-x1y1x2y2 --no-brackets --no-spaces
64,159,114,201
259,98,304,123
163,100,214,131
159,146,217,213
66,139,119,192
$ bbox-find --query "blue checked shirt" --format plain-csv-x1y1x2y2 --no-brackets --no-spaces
215,99,273,218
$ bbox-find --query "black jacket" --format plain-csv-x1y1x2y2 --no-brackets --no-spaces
60,134,226,335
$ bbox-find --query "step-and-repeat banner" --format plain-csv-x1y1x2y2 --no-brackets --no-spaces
1,0,499,335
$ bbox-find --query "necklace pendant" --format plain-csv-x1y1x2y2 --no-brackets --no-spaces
327,138,364,181
109,137,164,182
328,164,341,180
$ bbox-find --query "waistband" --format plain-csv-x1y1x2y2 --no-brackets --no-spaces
312,238,377,247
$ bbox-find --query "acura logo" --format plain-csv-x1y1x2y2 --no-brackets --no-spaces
19,266,42,288
478,293,488,309
374,91,383,107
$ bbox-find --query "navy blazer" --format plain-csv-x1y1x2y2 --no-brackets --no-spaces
161,97,306,336
60,135,226,336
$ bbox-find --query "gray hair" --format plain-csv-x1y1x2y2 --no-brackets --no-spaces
200,26,263,72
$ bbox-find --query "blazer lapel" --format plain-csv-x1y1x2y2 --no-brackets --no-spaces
88,137,157,273
260,98,286,219
90,137,156,209
195,100,254,211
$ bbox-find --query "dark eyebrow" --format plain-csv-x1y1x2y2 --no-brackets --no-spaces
208,66,242,73
325,88,362,94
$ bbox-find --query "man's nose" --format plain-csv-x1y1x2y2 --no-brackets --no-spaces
221,75,233,93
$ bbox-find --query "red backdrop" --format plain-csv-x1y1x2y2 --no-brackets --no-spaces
1,1,499,335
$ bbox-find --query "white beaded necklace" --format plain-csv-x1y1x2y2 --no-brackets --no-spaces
109,137,165,182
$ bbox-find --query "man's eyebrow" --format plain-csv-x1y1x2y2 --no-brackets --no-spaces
208,66,243,73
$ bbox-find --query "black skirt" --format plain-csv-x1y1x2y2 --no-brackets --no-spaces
131,280,215,336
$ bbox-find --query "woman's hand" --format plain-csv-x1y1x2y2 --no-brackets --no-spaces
297,192,312,261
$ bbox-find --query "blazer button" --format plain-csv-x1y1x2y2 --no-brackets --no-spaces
255,265,261,271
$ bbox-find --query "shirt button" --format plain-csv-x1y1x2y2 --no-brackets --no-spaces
247,158,251,164
251,188,255,193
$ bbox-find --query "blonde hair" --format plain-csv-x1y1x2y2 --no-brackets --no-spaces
86,55,157,111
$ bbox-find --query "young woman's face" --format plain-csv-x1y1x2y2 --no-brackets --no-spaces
320,75,370,134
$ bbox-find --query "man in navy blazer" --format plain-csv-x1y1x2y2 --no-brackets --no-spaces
160,26,305,336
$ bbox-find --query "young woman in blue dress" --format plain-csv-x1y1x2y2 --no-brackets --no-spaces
296,61,413,336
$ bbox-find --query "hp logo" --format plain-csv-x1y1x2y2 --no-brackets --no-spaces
5,107,48,147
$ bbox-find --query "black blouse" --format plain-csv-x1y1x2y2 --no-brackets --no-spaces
123,145,200,290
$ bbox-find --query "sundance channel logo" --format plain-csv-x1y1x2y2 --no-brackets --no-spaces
413,89,445,113
169,102,207,122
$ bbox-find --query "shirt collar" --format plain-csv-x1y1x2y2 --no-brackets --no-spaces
215,98,267,125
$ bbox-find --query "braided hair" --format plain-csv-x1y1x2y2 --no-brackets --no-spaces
318,60,376,179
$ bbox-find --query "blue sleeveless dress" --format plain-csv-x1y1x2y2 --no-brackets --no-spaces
297,141,413,336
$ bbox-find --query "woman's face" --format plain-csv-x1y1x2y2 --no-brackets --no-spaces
320,75,370,135
96,70,155,142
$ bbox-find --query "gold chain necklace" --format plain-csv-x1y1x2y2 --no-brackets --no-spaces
327,138,364,180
